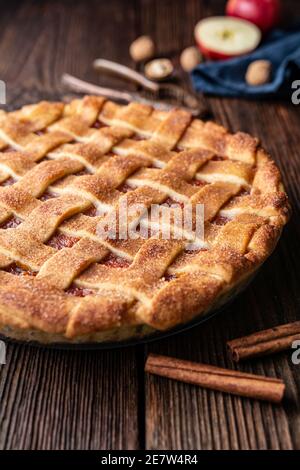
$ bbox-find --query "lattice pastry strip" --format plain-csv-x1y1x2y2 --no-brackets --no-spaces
37,237,108,289
100,101,155,137
190,182,241,222
99,101,258,164
195,160,254,187
0,158,83,223
0,102,65,150
113,139,174,167
48,96,105,140
48,127,134,171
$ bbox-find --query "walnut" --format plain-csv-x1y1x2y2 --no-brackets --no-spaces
129,36,155,62
180,46,202,72
245,60,272,86
144,59,174,81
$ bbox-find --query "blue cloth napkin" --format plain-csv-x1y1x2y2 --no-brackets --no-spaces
191,27,300,98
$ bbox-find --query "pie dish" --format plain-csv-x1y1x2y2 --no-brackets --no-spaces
0,96,290,344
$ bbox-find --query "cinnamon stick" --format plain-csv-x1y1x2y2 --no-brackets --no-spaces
145,354,285,403
227,321,300,362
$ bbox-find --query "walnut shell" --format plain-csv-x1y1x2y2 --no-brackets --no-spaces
180,46,202,72
144,59,174,81
245,60,272,86
129,36,155,62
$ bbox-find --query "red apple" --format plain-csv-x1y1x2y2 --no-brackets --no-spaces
194,17,261,61
226,0,281,33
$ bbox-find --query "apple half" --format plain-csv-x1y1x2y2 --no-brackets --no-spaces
194,16,261,60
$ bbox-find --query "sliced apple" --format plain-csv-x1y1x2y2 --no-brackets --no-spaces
194,16,261,60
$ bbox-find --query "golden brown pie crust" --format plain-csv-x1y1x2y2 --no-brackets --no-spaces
0,96,290,344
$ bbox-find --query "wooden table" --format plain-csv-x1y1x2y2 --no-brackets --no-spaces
0,0,299,450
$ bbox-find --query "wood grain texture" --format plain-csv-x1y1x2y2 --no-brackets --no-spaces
0,0,141,451
140,0,300,450
0,345,140,450
0,0,299,450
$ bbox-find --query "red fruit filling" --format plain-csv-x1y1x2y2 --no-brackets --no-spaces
0,177,15,186
1,146,15,153
131,133,146,141
190,179,207,188
92,121,107,129
162,197,184,209
47,232,79,250
4,263,36,276
39,191,56,201
102,252,131,268
65,284,95,297
0,216,22,229
185,248,208,255
84,206,98,217
75,168,91,176
212,215,230,226
118,183,135,193
163,273,176,282
238,188,250,197
211,155,225,161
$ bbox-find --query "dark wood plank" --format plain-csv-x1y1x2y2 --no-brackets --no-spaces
0,345,140,450
0,0,299,451
141,0,300,450
0,0,141,450
0,0,138,108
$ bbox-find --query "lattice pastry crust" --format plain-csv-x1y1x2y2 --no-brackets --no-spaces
0,96,290,343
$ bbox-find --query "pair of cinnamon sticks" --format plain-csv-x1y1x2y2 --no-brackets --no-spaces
145,320,300,404
227,320,300,362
